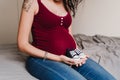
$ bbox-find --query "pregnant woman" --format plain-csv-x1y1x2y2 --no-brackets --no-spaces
17,0,116,80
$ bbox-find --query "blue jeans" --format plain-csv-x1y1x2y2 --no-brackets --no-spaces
26,56,116,80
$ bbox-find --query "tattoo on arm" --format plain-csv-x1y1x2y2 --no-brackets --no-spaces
22,0,34,12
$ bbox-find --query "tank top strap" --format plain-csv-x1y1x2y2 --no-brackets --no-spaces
36,0,42,14
37,0,41,5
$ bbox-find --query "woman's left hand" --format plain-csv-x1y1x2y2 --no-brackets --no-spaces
74,54,89,67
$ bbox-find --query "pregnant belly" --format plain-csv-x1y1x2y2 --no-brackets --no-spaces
32,27,76,55
48,27,76,55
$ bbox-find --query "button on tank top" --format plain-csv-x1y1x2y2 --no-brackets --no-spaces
32,0,76,55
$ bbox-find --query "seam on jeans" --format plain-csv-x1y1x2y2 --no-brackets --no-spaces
75,59,94,80
78,62,96,80
84,70,95,80
32,58,67,80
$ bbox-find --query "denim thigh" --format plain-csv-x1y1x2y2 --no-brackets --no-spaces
72,58,116,80
25,56,86,80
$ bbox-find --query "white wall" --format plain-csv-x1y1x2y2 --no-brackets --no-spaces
72,0,120,37
18,0,23,18
0,0,19,44
0,0,120,44
0,0,23,44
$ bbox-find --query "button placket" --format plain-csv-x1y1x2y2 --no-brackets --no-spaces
60,17,63,26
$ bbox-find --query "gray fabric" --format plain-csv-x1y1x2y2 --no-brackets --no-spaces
74,34,120,80
0,44,38,80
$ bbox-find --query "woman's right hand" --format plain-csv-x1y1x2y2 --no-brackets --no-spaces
59,55,75,65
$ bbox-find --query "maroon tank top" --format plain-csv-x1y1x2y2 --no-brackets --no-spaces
32,0,76,55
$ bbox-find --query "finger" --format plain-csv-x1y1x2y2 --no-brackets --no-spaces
76,64,79,67
68,58,75,64
78,62,82,66
80,58,85,61
64,61,73,65
81,57,87,60
81,58,87,64
67,61,75,65
66,59,75,65
78,58,86,66
77,60,82,66
86,54,89,58
81,60,86,64
65,57,75,63
74,61,80,67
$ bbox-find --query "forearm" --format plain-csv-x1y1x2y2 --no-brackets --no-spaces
18,42,61,62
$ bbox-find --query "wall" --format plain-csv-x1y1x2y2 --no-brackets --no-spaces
0,0,120,44
72,0,120,37
0,0,19,44
0,0,24,44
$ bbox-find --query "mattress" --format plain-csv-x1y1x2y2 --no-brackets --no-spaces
0,44,38,80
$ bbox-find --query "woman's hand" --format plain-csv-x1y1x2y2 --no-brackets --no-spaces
74,54,89,67
59,55,75,65
59,55,89,67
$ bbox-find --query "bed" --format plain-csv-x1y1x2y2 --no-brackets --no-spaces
0,34,120,80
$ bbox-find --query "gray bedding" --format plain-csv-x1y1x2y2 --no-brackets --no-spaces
74,34,120,80
0,44,37,80
0,34,120,80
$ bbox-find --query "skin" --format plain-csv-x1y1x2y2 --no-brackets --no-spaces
17,0,88,67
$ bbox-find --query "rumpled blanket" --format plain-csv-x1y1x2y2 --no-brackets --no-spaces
74,34,120,80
